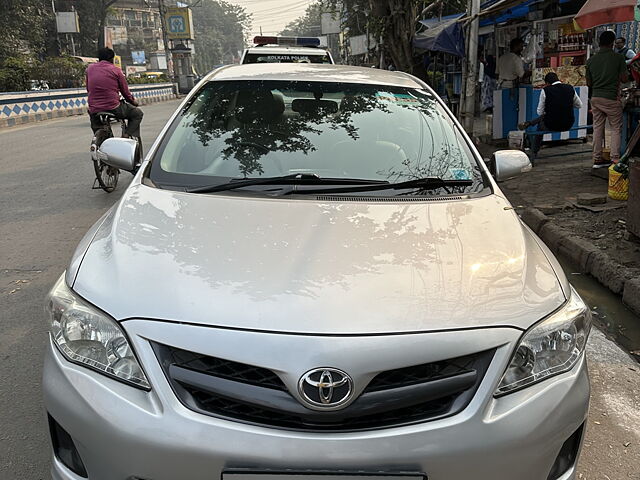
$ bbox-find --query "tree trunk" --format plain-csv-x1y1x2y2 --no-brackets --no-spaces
98,12,106,50
381,0,418,72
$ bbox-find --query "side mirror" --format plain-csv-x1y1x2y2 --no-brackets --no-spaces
489,150,532,182
97,138,138,172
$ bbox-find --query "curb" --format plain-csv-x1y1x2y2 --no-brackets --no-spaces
521,207,640,316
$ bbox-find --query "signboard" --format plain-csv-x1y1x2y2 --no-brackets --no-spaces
56,12,80,34
114,55,122,71
126,66,147,76
131,51,146,65
349,34,377,56
165,7,194,40
150,53,168,70
104,27,113,49
321,12,341,35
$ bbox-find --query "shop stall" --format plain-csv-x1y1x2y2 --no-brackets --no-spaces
492,15,591,140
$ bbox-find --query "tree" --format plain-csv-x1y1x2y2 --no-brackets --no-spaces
332,0,467,72
97,0,119,49
0,0,53,61
280,1,326,37
192,0,251,74
53,0,118,56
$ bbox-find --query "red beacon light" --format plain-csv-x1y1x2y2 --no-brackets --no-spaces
253,36,321,47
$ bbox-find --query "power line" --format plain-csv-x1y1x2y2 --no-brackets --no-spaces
250,1,310,16
234,0,315,35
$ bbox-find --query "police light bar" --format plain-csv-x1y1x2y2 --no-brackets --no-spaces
253,36,321,47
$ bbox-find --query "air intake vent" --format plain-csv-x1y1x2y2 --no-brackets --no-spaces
315,195,465,202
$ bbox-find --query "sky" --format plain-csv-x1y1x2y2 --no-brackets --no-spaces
229,0,315,38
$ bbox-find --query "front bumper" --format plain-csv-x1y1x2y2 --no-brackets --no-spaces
43,322,589,480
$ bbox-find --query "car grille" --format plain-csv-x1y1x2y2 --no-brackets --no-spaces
364,354,480,392
152,342,495,432
162,346,287,391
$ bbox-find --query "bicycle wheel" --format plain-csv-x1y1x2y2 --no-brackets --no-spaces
93,158,120,193
92,124,120,193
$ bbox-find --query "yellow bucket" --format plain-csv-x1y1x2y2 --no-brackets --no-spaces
608,165,629,201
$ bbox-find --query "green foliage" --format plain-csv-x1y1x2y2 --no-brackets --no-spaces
69,0,118,55
127,74,169,84
0,0,54,61
192,0,251,74
0,55,86,92
31,56,87,89
0,56,32,92
280,1,326,37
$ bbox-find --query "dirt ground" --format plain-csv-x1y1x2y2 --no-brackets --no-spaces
550,206,640,274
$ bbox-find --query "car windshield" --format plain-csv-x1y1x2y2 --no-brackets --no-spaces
150,80,485,195
243,53,332,64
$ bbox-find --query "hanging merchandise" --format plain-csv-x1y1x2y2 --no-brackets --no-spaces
523,31,541,65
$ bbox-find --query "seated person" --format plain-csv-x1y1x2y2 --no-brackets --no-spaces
518,72,583,158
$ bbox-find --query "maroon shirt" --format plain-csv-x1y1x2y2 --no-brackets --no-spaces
86,60,136,113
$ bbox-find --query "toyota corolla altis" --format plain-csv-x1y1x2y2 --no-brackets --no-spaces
44,64,591,480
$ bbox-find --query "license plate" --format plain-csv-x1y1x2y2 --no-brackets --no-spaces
223,472,427,480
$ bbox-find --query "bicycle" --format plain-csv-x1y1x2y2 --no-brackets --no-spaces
89,112,142,193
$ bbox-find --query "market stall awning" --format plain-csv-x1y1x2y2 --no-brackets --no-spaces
413,16,465,57
574,0,637,30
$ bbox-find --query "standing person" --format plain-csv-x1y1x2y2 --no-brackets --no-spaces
86,47,143,141
586,30,629,168
518,72,583,159
615,37,636,65
496,38,525,89
481,52,497,112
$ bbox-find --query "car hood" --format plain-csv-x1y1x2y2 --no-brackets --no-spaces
72,185,566,334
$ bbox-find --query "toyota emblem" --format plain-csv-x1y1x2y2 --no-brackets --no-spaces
298,368,354,410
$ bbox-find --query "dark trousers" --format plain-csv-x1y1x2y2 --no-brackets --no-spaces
528,115,546,155
90,101,143,139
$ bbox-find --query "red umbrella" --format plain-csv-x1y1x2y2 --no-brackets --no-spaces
574,0,638,30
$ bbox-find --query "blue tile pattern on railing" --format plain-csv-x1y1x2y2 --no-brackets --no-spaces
0,86,174,118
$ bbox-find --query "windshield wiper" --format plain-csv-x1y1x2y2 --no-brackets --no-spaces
187,173,389,194
280,177,473,195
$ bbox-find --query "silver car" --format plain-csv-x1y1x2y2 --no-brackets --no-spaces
44,64,591,480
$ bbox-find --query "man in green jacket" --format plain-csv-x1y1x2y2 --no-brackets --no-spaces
586,30,629,168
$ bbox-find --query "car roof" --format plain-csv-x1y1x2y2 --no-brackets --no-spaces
245,46,329,55
205,63,425,89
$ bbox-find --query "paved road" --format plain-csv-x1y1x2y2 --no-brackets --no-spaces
0,100,181,479
1,100,638,479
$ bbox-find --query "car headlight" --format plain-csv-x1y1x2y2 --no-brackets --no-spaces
495,287,591,396
45,274,150,390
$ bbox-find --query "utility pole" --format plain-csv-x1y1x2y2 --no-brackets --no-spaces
51,0,61,56
459,0,471,122
158,0,175,82
463,0,480,133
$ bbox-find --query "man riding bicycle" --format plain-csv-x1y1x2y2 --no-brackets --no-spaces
86,47,143,141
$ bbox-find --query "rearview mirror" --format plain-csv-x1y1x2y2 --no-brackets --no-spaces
98,138,138,172
489,150,532,182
